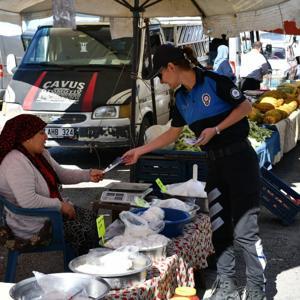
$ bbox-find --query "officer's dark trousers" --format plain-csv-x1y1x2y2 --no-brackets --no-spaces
205,145,266,288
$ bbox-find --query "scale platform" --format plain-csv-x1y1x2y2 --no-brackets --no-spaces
100,182,153,204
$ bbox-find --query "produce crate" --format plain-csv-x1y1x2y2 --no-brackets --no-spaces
261,167,300,225
133,149,208,184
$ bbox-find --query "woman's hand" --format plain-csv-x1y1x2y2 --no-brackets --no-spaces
197,127,217,145
89,169,105,182
61,202,76,219
122,148,142,165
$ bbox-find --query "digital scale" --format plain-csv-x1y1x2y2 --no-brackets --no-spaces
100,182,153,205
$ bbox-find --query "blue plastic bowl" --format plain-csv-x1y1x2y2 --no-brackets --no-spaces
131,207,191,238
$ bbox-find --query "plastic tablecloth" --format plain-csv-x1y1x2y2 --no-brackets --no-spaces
105,214,213,300
255,130,281,168
167,213,214,271
271,109,300,163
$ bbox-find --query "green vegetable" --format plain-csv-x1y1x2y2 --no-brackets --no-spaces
175,126,202,152
248,120,272,143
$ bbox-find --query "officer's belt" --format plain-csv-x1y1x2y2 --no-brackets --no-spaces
207,139,251,161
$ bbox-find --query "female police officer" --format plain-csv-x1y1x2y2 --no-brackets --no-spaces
122,44,266,300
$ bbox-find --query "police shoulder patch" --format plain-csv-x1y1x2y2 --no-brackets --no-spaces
230,88,242,99
202,93,211,106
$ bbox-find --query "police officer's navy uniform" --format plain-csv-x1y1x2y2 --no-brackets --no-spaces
171,68,267,290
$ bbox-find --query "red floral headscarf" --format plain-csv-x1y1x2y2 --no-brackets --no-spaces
0,114,46,164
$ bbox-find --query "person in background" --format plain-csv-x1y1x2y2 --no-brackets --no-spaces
0,114,104,255
208,34,229,66
240,41,271,91
213,45,236,82
123,44,267,300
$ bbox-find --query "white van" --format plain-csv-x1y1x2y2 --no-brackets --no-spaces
2,19,207,148
260,31,297,86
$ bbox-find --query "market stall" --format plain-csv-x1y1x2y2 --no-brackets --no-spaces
1,213,212,299
248,81,300,164
103,214,213,299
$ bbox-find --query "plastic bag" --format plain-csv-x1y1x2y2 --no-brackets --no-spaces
119,211,153,237
145,121,174,150
77,246,140,275
33,271,88,300
166,179,207,198
105,219,125,240
97,246,139,273
151,198,193,212
138,207,165,233
105,233,169,250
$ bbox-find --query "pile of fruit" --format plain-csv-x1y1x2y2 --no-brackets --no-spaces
248,82,300,124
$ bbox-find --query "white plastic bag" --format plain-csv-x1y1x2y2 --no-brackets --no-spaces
119,211,153,237
76,246,140,275
151,198,193,212
105,219,125,240
145,121,174,150
166,179,207,198
139,207,165,233
33,271,88,300
105,233,169,250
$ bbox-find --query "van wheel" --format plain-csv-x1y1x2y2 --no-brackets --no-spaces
137,117,152,146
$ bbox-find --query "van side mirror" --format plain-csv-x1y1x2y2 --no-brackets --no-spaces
6,54,17,75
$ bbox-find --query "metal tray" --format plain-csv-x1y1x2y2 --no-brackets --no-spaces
69,249,152,289
161,194,209,214
9,273,110,300
106,182,152,193
139,242,169,261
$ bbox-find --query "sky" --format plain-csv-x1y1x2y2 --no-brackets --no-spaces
0,22,22,36
0,13,101,37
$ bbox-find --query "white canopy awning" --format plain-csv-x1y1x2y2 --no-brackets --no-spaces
0,0,299,36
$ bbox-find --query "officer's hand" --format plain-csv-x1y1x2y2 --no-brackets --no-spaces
196,127,217,145
122,148,141,165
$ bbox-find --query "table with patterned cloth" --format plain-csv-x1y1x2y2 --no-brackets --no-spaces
105,213,214,300
105,255,191,300
167,213,214,271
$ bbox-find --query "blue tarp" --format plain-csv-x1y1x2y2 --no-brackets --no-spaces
255,130,281,168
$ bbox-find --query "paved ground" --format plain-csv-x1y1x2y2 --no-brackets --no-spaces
0,144,299,299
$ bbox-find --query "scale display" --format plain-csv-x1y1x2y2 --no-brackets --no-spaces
100,183,153,204
100,191,131,204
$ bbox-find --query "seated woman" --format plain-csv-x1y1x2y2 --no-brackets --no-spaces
213,45,236,83
0,114,104,255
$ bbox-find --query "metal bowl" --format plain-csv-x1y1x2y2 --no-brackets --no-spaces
69,249,152,289
139,240,169,260
163,194,209,214
9,273,110,300
189,204,201,220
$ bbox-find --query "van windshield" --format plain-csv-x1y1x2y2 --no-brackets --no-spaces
22,26,133,66
264,47,286,60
